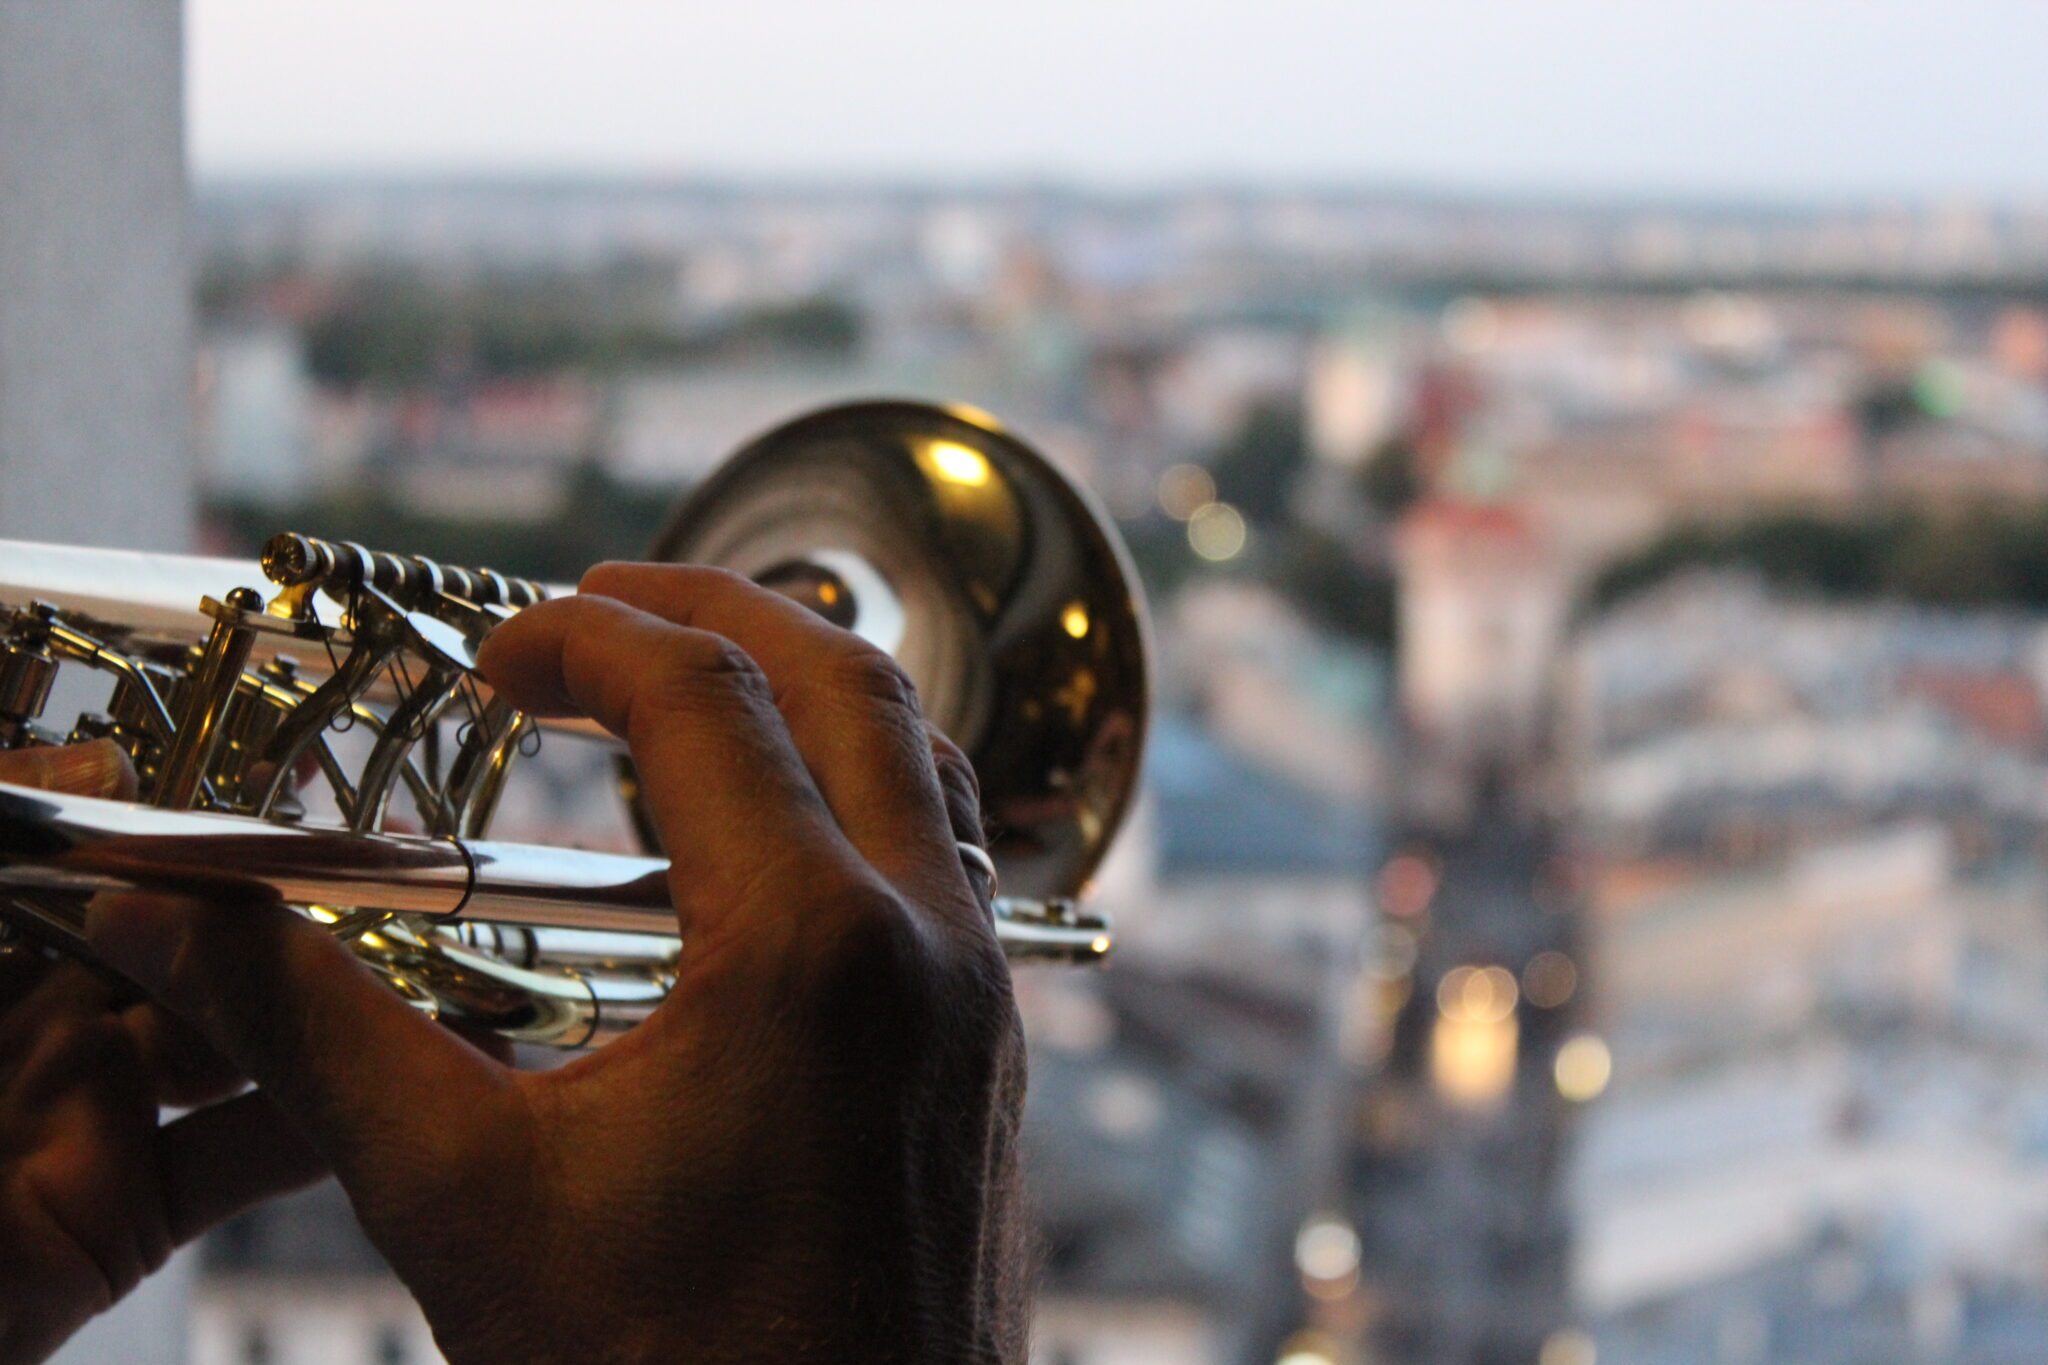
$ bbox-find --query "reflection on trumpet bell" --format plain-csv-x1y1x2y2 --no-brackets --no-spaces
0,401,1147,1048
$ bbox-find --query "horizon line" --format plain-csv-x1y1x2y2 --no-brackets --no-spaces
188,166,2048,217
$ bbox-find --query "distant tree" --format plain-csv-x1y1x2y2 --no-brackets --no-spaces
291,265,864,389
204,460,676,583
1271,526,1396,651
1209,399,1308,526
1585,503,2048,617
1853,379,1922,441
1358,436,1421,519
305,291,445,387
1883,509,2012,605
728,298,863,357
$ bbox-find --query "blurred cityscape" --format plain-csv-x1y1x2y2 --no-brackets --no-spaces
186,177,2048,1365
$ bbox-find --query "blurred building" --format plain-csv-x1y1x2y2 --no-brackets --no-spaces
1025,714,1377,1365
199,323,313,504
196,1183,440,1365
179,169,2048,1365
1394,501,1570,814
1566,576,2048,1364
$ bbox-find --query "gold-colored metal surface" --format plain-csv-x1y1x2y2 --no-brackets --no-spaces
654,400,1150,902
0,401,1148,1048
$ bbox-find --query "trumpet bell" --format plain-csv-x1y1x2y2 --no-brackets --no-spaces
656,401,1149,902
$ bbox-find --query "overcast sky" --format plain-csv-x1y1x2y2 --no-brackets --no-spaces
188,0,2048,201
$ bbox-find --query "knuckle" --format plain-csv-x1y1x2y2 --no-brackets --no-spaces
930,742,981,802
789,876,1020,1058
788,878,943,1026
928,726,972,770
803,878,926,979
822,643,921,716
642,634,772,715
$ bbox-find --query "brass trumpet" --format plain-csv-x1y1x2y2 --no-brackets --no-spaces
0,401,1149,1047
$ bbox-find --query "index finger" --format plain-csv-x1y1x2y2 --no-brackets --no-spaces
476,592,863,938
573,563,968,908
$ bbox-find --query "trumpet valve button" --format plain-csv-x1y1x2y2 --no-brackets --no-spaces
0,641,56,722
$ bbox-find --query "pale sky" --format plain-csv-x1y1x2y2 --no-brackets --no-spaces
188,0,2048,200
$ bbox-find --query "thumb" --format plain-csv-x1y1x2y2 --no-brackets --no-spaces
81,891,499,1171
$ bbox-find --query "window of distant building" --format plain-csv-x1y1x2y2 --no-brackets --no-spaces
374,1324,409,1365
240,1322,272,1365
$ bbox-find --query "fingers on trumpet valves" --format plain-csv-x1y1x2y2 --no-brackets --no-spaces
476,593,850,931
575,565,984,919
572,564,954,841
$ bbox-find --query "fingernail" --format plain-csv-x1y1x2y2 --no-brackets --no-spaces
45,740,131,799
83,893,187,993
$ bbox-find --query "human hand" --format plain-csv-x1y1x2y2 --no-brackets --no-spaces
0,741,324,1364
83,565,1030,1365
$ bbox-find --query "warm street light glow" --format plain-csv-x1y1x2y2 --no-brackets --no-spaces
1275,1330,1343,1365
1540,1328,1598,1365
1437,965,1518,1023
1432,1013,1518,1108
1555,1034,1612,1102
1432,965,1522,1108
1061,602,1091,639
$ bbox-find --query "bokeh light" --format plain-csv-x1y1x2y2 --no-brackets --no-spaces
1437,965,1519,1023
1522,951,1578,1008
1156,462,1217,519
1432,966,1521,1108
1188,500,1248,560
1377,851,1439,918
1294,1213,1362,1283
1274,1329,1343,1365
1540,1328,1598,1365
1555,1034,1613,1102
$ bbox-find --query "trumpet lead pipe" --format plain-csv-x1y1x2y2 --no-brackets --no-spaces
0,783,1111,962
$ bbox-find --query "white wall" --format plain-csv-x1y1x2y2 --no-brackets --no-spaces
0,0,194,552
0,2,197,1359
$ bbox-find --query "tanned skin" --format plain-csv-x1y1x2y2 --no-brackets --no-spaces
0,564,1030,1364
